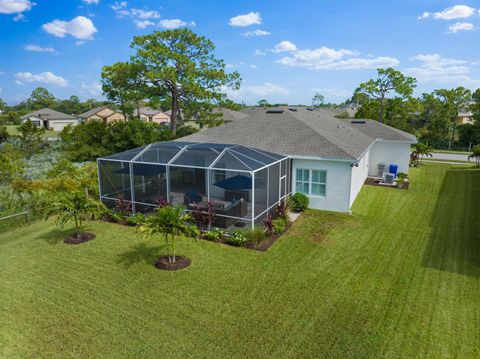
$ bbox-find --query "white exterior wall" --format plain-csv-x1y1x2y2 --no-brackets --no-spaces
349,149,370,207
292,158,351,212
48,119,78,131
368,140,411,177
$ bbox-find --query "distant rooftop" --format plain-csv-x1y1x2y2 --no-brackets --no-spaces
21,108,77,120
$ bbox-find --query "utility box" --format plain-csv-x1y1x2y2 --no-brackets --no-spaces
377,163,386,178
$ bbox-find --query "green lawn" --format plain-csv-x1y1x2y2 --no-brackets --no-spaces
1,164,480,358
6,125,59,138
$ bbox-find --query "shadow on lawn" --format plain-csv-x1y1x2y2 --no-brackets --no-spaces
117,242,167,268
36,227,73,245
422,167,480,278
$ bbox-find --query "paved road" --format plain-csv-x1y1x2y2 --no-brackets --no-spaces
431,152,470,162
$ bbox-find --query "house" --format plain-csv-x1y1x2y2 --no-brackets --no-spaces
20,108,78,131
455,111,474,125
79,106,126,124
134,107,170,125
97,107,416,227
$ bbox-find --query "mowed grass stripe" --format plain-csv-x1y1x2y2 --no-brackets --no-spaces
1,163,480,358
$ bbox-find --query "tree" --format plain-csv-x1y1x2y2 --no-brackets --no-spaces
469,144,480,167
101,61,147,119
0,97,6,112
354,68,417,123
17,120,45,156
0,152,24,184
130,28,241,136
257,99,269,107
471,88,480,124
29,87,56,109
410,143,433,166
434,87,471,145
45,191,104,240
312,93,325,108
138,205,199,264
0,125,8,143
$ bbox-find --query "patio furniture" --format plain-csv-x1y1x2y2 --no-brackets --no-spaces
184,191,203,205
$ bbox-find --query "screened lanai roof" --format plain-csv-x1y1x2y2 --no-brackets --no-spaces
99,141,287,172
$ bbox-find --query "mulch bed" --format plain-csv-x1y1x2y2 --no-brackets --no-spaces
364,177,409,189
200,222,291,252
154,256,191,270
64,232,96,245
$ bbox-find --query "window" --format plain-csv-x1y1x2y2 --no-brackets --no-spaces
295,169,309,194
295,169,327,197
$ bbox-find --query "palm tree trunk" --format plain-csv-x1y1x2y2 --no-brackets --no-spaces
172,235,176,263
74,213,79,238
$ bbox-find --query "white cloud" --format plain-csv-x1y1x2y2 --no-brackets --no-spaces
254,49,266,56
80,82,102,97
24,44,56,53
224,82,289,102
229,12,261,27
0,0,34,14
273,40,298,53
135,20,154,29
83,0,99,3
13,13,25,21
158,19,195,29
242,29,270,37
112,3,162,28
405,53,480,87
448,22,475,33
419,5,475,20
43,16,97,40
275,44,398,70
111,1,126,11
15,71,68,87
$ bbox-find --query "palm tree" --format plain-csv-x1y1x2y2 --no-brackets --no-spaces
411,143,433,165
469,145,480,167
139,205,199,263
45,191,104,239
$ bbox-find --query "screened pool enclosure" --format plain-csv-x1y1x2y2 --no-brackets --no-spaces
97,141,291,229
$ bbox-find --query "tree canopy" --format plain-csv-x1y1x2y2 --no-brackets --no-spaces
130,28,241,135
354,68,417,123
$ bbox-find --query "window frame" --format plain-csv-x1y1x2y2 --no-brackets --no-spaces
295,168,327,198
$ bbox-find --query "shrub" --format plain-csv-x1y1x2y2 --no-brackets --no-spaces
263,214,274,235
396,172,408,188
115,197,132,216
202,228,226,242
244,226,267,247
225,230,247,247
289,192,309,212
126,212,146,226
272,217,286,234
275,200,289,218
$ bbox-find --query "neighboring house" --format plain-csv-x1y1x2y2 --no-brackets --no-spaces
98,107,416,224
79,106,126,124
456,111,474,125
134,107,170,125
20,108,78,131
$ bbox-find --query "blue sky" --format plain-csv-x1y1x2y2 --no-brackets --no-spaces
0,0,479,105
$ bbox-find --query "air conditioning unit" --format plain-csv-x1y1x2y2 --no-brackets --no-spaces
384,173,394,184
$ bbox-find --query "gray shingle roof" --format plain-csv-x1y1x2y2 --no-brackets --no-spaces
135,107,164,116
21,108,77,120
349,119,417,143
179,107,416,161
78,105,112,118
